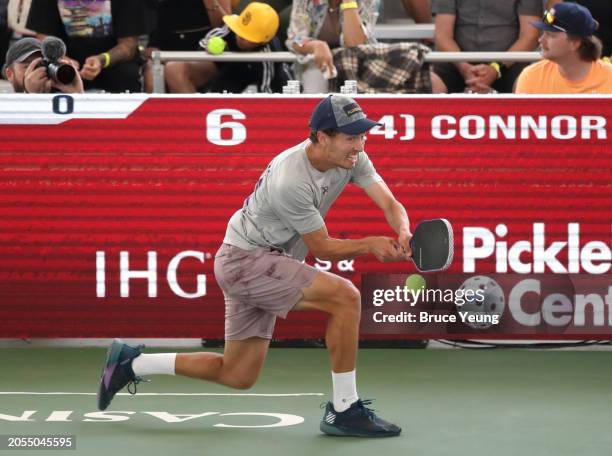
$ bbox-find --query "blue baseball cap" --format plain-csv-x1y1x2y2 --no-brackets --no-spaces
310,95,381,135
532,3,598,37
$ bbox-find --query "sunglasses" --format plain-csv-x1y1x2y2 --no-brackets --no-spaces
542,10,569,33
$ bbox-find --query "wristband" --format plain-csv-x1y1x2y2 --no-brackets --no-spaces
102,52,111,68
340,1,358,11
489,61,502,79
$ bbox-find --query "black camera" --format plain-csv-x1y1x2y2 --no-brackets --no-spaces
39,37,77,85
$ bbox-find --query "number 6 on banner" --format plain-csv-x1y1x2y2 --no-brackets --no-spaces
206,109,246,146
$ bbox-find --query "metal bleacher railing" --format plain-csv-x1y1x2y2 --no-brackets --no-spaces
374,23,435,40
151,51,541,93
151,23,541,93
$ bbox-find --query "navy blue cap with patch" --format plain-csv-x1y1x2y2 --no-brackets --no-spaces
532,3,598,37
309,95,381,135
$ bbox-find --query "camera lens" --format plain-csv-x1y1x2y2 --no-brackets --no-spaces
48,63,76,85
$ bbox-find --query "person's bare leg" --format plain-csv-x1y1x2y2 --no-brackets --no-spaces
294,271,361,373
165,61,219,93
175,337,270,389
293,271,400,435
293,271,361,413
431,71,448,93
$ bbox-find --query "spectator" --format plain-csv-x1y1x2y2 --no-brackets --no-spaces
2,36,83,92
235,0,291,49
143,0,231,93
549,1,611,58
207,2,292,93
7,0,35,36
515,2,612,93
286,0,380,93
431,0,541,93
165,2,291,93
332,41,432,93
402,0,432,24
26,0,147,93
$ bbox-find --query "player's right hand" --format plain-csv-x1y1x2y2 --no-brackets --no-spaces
368,236,410,263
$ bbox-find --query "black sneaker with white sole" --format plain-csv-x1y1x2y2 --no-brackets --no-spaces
97,338,147,411
320,399,401,437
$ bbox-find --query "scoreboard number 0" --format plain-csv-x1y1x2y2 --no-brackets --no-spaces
52,95,74,115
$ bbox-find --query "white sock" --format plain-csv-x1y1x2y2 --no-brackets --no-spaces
131,353,176,376
332,370,358,412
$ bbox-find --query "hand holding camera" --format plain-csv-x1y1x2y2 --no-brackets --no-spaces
24,37,84,93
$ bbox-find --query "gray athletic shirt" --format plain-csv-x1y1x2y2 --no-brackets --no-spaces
223,139,383,261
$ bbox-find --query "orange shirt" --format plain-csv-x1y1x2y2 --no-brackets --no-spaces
515,59,612,94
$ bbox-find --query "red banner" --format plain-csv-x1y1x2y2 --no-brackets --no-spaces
0,95,610,339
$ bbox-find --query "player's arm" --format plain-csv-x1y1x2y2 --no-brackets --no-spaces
364,181,412,255
301,225,406,263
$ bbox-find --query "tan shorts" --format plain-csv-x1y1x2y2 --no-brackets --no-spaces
214,243,318,340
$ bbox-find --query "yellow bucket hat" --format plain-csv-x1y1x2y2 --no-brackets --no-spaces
223,2,279,44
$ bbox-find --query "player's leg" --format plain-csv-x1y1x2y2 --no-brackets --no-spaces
97,245,282,410
293,272,401,437
98,294,275,408
293,271,360,414
97,335,270,410
175,337,270,389
294,271,361,373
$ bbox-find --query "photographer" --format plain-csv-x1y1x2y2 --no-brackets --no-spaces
3,37,83,93
26,0,147,93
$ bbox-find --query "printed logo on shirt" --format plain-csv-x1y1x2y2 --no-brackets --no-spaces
321,186,329,195
59,0,113,38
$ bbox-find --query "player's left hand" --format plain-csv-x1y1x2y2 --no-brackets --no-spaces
399,229,412,258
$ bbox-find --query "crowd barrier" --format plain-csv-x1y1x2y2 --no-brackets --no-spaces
151,51,542,93
0,94,610,340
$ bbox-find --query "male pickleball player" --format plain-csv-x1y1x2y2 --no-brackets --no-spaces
97,95,412,437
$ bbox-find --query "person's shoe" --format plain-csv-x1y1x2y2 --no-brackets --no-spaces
320,399,401,437
97,338,147,410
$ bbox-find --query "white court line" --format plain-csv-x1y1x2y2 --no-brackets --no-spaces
0,392,324,397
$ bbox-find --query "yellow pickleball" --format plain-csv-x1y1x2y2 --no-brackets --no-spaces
207,36,226,55
405,274,426,292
